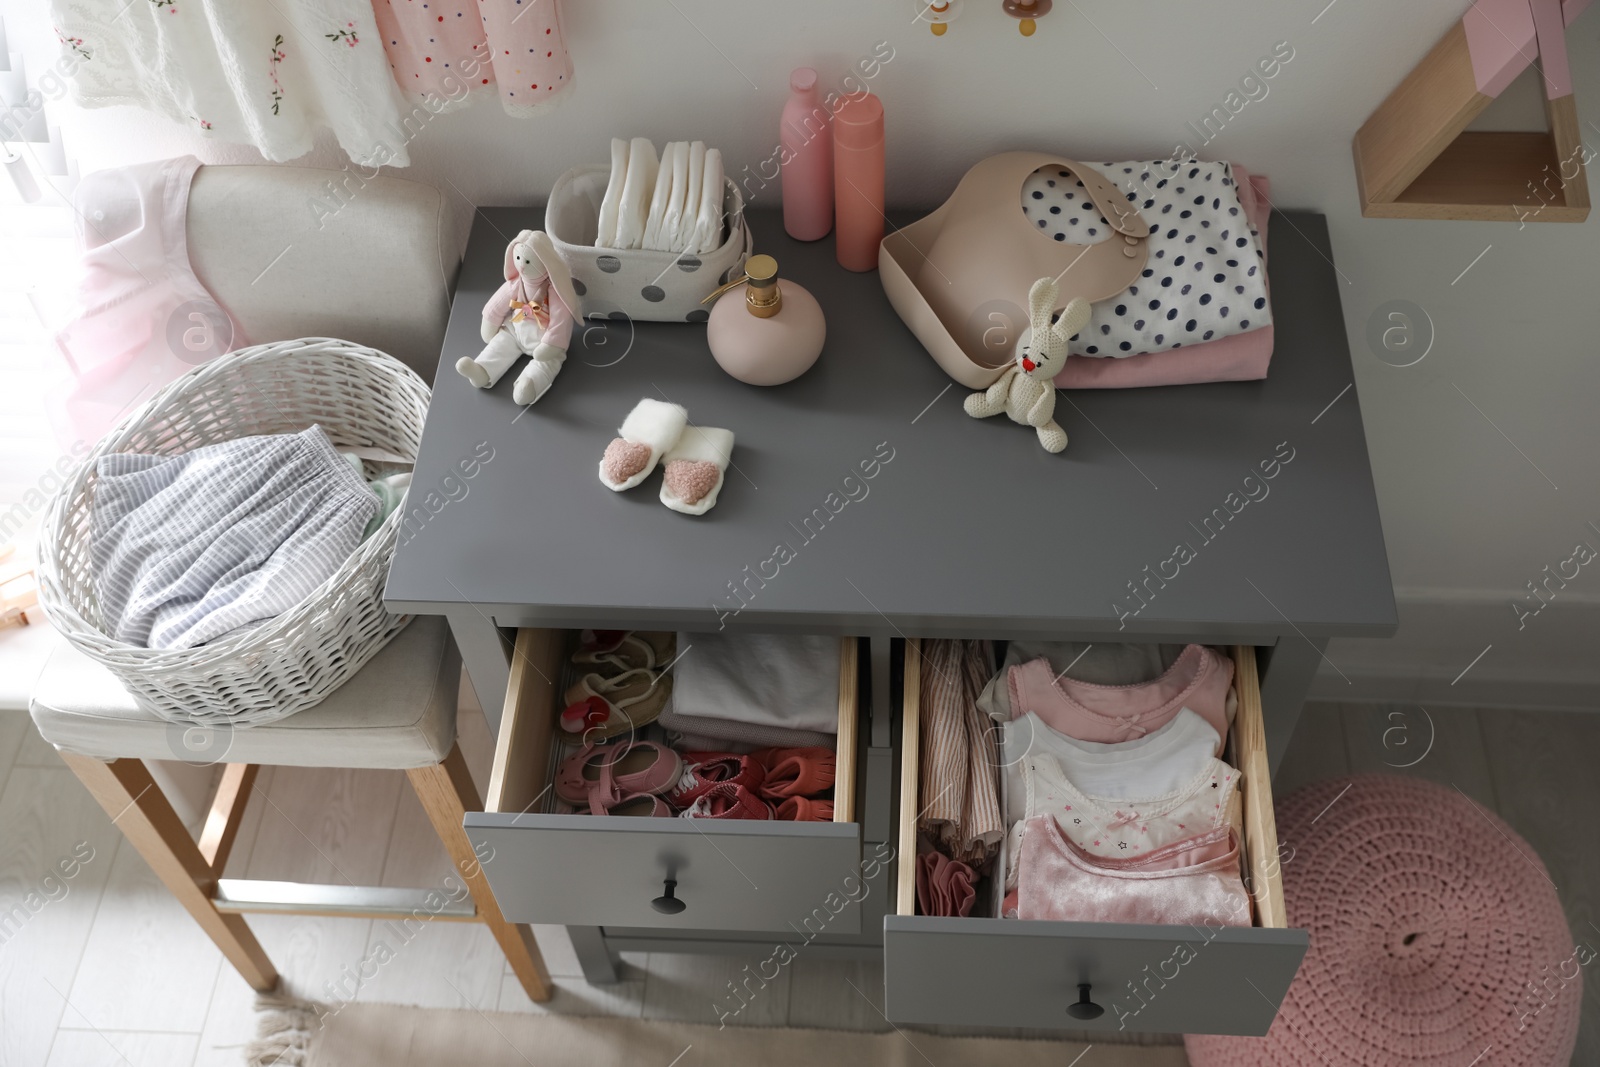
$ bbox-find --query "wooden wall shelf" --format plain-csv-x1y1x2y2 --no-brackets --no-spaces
1353,0,1591,222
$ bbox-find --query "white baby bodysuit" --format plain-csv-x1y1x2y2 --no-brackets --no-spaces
999,708,1222,828
1001,711,1240,890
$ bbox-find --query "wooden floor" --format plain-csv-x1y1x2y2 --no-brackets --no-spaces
1,693,1595,1065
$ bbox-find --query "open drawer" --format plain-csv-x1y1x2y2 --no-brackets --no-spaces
464,629,864,932
884,643,1308,1035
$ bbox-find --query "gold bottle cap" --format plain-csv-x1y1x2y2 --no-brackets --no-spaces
700,254,785,318
745,254,778,285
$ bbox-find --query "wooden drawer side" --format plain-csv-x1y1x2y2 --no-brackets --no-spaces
1229,644,1288,930
485,627,564,816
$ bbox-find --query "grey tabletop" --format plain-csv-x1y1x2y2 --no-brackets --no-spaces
385,207,1395,643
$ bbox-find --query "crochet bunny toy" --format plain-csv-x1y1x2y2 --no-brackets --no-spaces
962,276,1090,453
456,229,580,406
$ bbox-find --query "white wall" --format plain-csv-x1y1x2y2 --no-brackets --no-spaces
6,0,1599,705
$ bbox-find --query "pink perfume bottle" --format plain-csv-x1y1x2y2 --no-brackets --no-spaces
781,68,834,241
833,92,885,272
703,255,826,386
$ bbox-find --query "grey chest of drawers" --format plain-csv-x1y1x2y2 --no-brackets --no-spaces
385,206,1396,1036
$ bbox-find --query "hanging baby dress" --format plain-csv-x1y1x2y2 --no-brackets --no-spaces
49,0,411,167
371,0,573,115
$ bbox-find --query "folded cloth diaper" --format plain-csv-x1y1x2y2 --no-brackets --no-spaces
642,144,675,251
90,425,376,649
613,137,659,251
601,138,728,256
688,148,727,254
596,138,629,248
659,141,692,253
1020,160,1271,358
675,141,706,254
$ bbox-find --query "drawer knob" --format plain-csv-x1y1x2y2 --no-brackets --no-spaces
1066,983,1105,1020
651,878,687,915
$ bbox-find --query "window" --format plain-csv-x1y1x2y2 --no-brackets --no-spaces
0,182,79,555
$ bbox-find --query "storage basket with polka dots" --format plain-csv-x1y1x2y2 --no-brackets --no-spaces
544,165,752,324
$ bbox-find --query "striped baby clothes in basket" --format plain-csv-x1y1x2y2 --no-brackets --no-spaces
91,425,378,649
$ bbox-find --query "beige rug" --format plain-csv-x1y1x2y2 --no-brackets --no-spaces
255,996,1191,1067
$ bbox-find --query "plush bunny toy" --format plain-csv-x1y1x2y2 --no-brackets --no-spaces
962,276,1090,453
456,229,581,406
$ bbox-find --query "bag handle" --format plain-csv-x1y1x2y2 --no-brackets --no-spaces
1046,158,1152,239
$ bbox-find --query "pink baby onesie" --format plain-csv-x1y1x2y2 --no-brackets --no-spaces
1007,643,1233,751
373,0,572,115
1015,818,1250,928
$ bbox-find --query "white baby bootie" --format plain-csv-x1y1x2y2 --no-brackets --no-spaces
659,426,734,516
599,399,690,491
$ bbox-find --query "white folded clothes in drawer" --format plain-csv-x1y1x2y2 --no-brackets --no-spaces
998,707,1232,892
1021,160,1271,357
659,632,839,748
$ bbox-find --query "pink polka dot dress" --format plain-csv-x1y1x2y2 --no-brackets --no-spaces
372,0,572,115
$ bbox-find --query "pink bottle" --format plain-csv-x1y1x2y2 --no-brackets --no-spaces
781,68,834,241
833,92,885,272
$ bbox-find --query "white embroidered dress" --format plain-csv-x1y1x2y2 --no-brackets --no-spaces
50,0,411,166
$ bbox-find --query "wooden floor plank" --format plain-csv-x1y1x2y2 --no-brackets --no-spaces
46,1029,199,1067
1271,700,1349,800
1478,708,1600,1064
0,709,33,793
1340,702,1500,811
0,767,125,1067
243,766,403,886
786,958,892,1033
66,827,224,1031
642,952,793,1029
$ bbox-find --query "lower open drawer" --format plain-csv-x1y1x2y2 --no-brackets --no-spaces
883,642,1308,1035
464,628,865,933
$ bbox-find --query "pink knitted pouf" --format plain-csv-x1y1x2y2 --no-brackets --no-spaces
1186,775,1581,1067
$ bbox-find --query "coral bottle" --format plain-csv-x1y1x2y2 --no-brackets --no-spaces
833,91,884,272
781,68,834,241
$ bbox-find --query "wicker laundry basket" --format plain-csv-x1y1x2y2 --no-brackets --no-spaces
37,338,430,727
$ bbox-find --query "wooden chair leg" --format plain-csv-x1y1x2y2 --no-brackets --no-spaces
60,752,278,992
408,745,553,1003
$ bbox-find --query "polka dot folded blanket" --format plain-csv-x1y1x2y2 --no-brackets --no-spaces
1185,774,1582,1067
1021,160,1269,359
